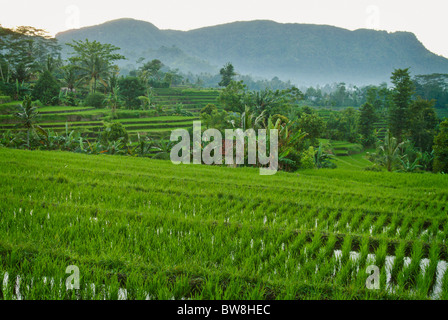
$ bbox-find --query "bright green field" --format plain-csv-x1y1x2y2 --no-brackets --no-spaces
1,147,448,300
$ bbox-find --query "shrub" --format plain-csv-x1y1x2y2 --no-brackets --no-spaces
84,92,105,108
201,104,217,115
300,146,315,169
59,91,79,106
100,122,129,144
0,81,31,100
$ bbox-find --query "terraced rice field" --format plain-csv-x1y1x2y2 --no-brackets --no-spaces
0,87,222,139
1,148,447,300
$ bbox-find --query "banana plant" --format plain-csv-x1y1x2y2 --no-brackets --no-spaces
370,130,406,172
152,139,175,160
85,140,104,155
154,104,166,116
397,155,422,173
132,133,155,157
101,138,126,155
60,122,82,151
418,150,434,171
240,105,266,131
0,130,18,148
314,142,335,169
264,115,308,171
39,129,62,150
171,103,193,117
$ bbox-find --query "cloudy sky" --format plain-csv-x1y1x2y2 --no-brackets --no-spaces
1,0,448,57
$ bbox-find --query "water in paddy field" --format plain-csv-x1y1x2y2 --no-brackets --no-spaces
2,251,447,300
332,250,448,299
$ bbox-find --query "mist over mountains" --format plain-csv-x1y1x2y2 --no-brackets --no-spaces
56,18,448,86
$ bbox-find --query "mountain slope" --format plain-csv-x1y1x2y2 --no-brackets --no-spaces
56,18,448,85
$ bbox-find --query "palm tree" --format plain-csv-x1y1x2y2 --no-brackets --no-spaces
240,106,266,130
78,55,111,93
14,96,43,148
61,65,80,92
67,40,125,93
264,116,308,171
371,130,406,171
103,84,123,115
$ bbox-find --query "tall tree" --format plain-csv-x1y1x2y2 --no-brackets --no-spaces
408,98,438,152
67,39,125,93
139,59,164,83
389,68,415,141
0,26,61,83
218,80,247,113
32,70,61,105
297,113,325,145
433,120,448,173
218,62,236,87
358,102,378,147
413,73,448,109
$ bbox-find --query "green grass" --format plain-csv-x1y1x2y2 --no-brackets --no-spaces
0,147,447,300
333,150,375,170
37,106,94,112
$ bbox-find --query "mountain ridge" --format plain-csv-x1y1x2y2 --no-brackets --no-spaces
56,18,448,85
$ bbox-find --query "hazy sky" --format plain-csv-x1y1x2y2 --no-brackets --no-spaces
1,0,448,57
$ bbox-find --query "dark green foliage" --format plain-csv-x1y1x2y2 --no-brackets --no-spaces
413,74,448,109
297,113,325,145
31,71,61,106
389,68,415,141
118,76,146,109
200,104,217,115
325,107,359,143
358,102,378,147
218,80,247,113
407,98,438,152
300,106,314,115
0,81,30,99
84,92,105,108
433,120,448,173
218,62,236,87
